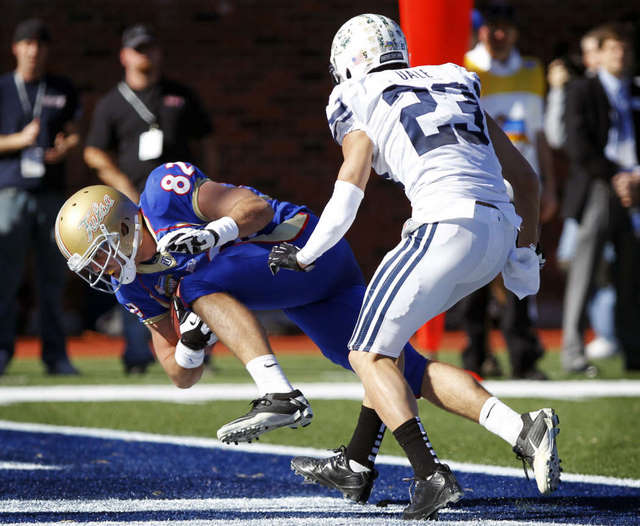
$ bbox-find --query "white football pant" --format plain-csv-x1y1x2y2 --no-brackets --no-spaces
349,204,517,358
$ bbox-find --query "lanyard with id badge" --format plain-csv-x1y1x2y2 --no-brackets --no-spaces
15,74,46,178
118,81,164,161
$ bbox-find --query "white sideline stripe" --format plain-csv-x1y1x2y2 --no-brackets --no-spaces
0,524,590,526
1,380,640,405
1,420,639,489
0,496,396,514
0,515,590,526
482,379,640,399
0,497,588,526
0,461,61,470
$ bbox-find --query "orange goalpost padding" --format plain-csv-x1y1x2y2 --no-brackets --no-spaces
398,0,473,67
415,311,446,353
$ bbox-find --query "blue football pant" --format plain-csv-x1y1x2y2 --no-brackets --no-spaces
179,213,428,395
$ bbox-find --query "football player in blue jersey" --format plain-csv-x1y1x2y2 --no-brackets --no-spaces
268,13,560,519
55,163,317,443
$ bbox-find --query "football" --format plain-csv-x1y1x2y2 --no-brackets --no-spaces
169,296,183,340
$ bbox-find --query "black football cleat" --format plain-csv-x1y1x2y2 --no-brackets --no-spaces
402,464,464,520
513,408,561,494
217,389,313,444
291,445,378,503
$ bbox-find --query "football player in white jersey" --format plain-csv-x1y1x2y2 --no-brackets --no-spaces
269,14,560,520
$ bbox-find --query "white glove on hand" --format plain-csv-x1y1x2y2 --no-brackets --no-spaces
157,217,239,255
501,245,542,299
157,227,218,255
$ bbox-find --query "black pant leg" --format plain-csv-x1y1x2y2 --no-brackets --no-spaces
501,293,543,376
613,230,640,370
459,285,490,373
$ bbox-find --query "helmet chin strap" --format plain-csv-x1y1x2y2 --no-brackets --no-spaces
115,213,142,286
118,259,137,285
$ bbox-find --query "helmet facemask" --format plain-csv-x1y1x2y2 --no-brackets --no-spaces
67,213,141,294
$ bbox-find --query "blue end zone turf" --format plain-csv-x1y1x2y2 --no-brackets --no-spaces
0,428,638,525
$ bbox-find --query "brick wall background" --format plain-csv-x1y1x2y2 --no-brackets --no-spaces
1,0,639,330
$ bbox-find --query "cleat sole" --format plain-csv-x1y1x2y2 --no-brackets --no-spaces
290,458,375,504
218,407,313,444
539,409,561,494
403,485,463,520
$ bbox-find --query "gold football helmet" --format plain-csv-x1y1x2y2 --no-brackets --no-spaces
55,185,141,293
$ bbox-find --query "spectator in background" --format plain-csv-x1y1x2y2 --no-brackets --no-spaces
0,19,81,375
543,58,572,152
547,28,603,201
582,30,604,74
548,27,619,363
462,0,556,380
83,23,216,374
562,22,640,373
469,8,484,50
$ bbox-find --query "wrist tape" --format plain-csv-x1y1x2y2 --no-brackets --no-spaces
174,340,205,369
206,216,239,246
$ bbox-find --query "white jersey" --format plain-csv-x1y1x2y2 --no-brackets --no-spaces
326,63,520,228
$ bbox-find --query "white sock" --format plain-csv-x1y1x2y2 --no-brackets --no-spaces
479,396,523,447
245,354,294,396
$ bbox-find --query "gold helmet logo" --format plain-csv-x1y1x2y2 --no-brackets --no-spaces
79,194,116,243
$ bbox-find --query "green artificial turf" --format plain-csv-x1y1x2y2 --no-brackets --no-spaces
1,346,639,386
0,353,356,386
0,349,639,479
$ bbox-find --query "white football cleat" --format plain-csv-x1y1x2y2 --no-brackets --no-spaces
513,408,561,494
217,390,313,444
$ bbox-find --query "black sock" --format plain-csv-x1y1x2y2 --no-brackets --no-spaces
345,405,386,469
392,417,439,479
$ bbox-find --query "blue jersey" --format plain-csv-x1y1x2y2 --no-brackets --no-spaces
115,161,308,324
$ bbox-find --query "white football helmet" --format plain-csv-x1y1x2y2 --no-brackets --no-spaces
329,13,409,84
55,185,141,294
